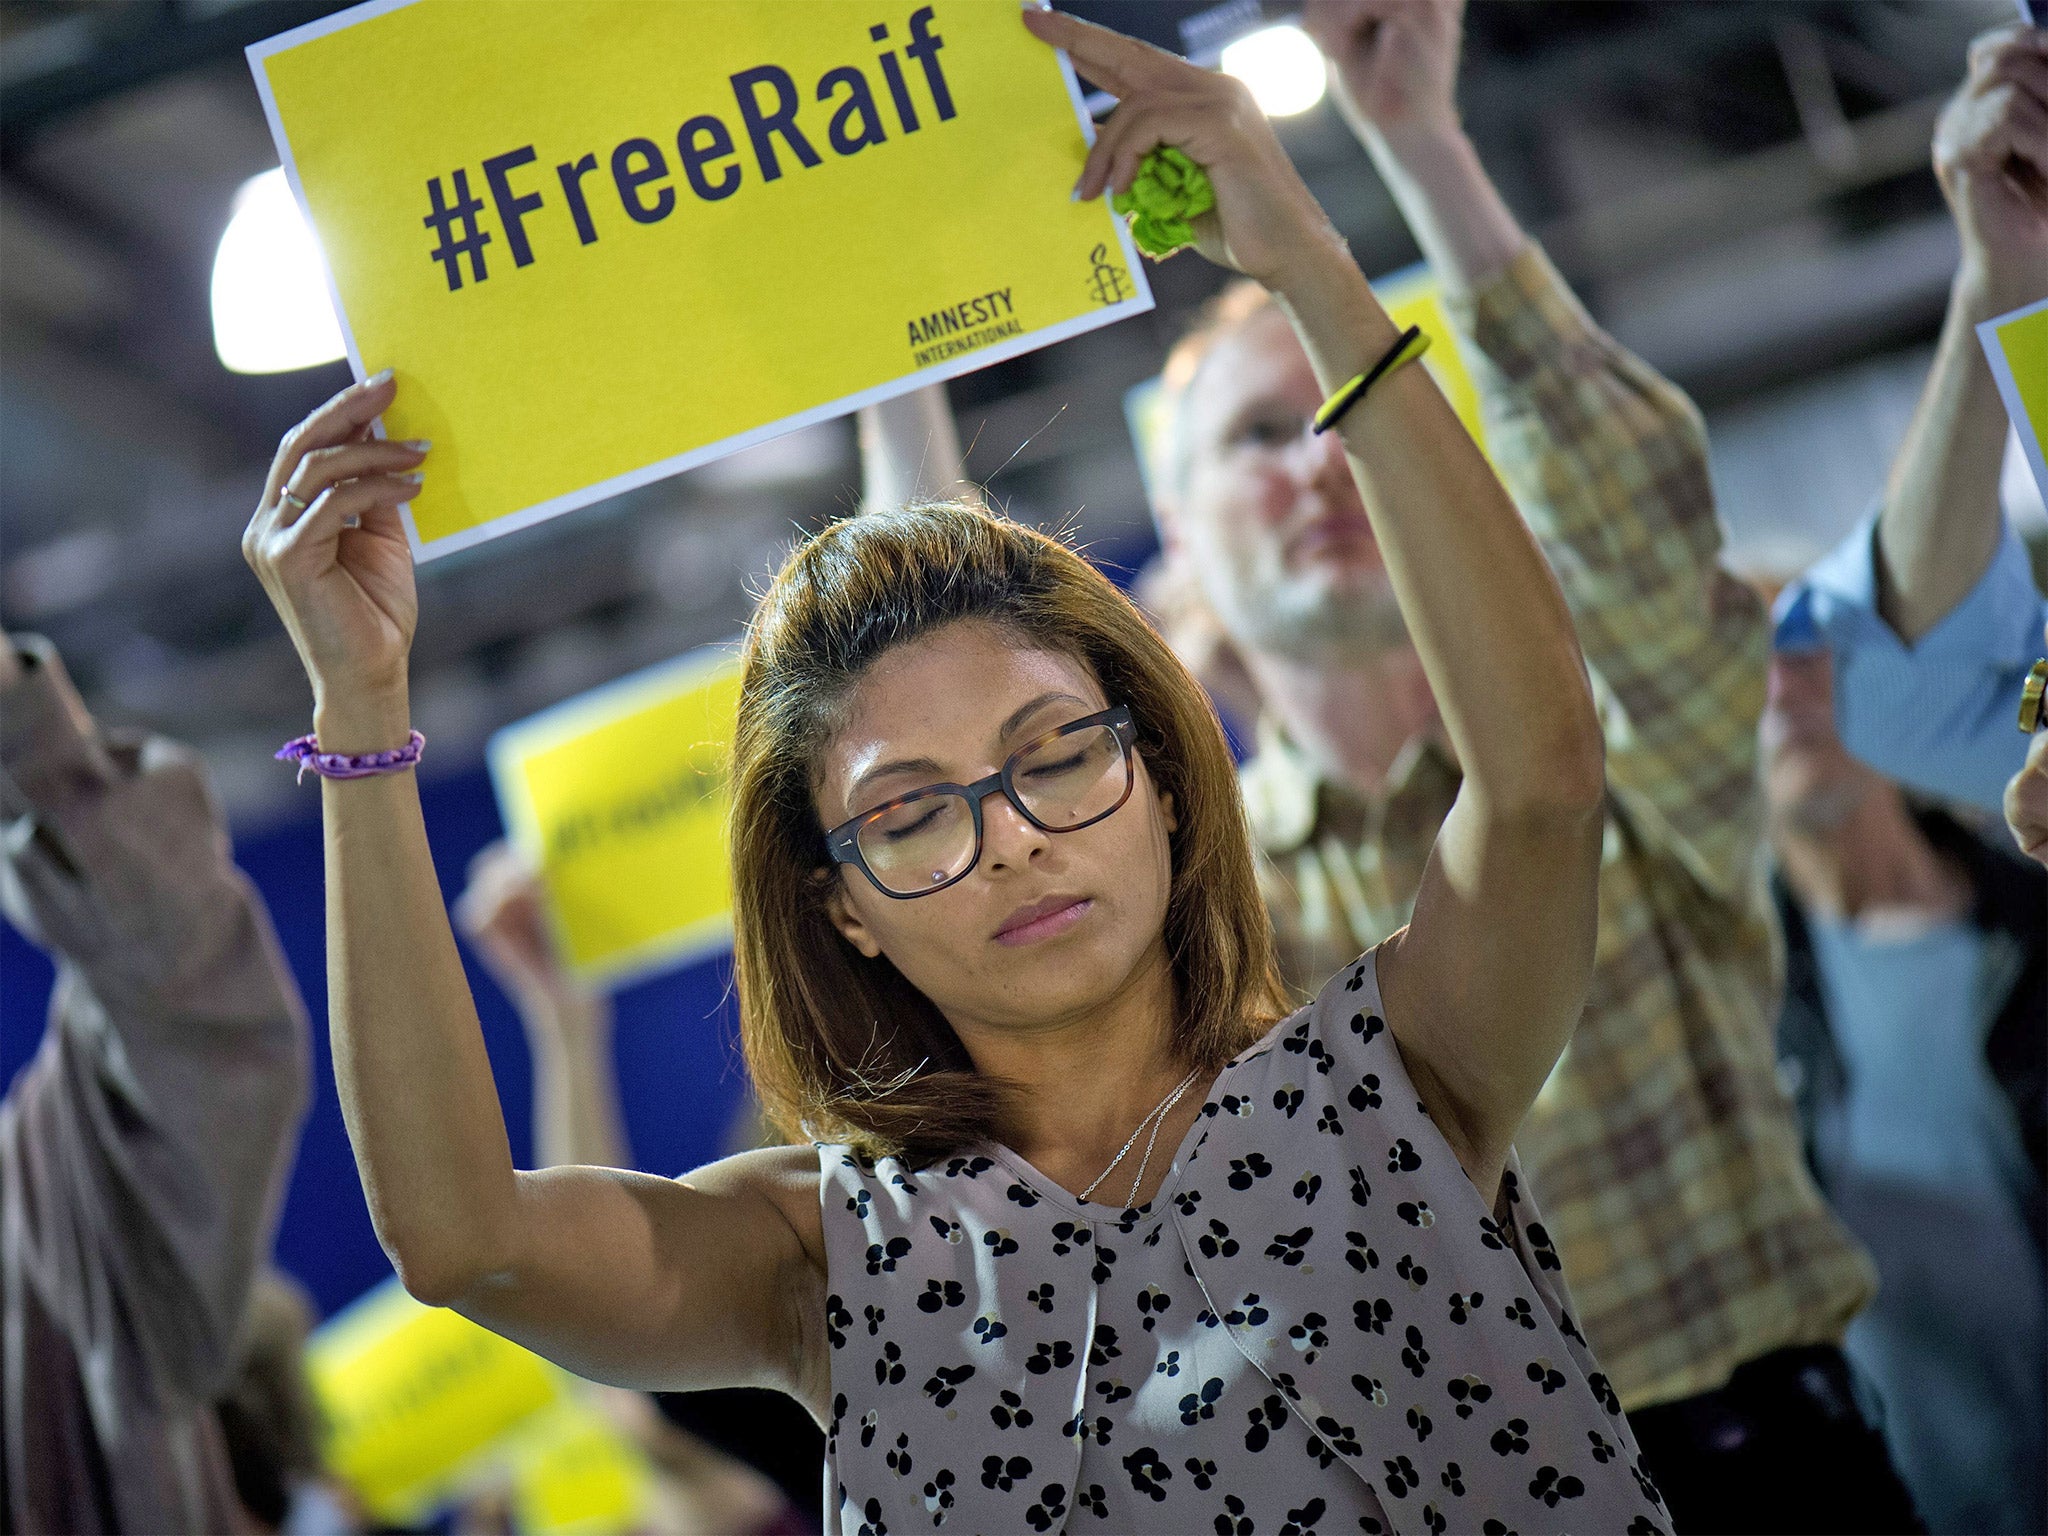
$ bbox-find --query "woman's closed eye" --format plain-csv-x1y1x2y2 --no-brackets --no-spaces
1021,749,1093,781
873,801,948,841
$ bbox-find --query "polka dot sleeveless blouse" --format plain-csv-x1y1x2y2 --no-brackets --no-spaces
815,947,1668,1535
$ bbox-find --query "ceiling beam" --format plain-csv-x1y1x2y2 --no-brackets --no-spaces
1539,92,1944,284
0,0,349,150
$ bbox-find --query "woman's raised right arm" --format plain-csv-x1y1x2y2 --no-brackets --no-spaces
242,376,827,1406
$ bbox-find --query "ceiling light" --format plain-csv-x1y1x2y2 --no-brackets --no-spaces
1220,23,1326,117
210,169,346,374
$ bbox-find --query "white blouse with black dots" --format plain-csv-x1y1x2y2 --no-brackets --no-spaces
814,947,1669,1536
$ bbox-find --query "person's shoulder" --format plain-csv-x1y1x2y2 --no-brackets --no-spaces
1205,947,1402,1110
713,1140,826,1197
730,1141,827,1174
1294,941,1428,1108
1306,946,1393,1040
681,1143,826,1260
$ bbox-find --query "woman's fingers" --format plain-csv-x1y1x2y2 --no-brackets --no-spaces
242,370,422,703
1100,106,1169,198
345,493,411,543
279,439,429,525
262,370,398,511
1030,2,1269,210
1021,5,1160,100
276,473,420,557
1086,88,1241,201
1078,101,1163,201
1077,102,1155,200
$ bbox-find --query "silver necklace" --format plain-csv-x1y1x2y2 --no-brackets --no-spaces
1078,1068,1201,1208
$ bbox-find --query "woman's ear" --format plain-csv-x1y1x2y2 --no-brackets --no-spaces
1158,790,1178,834
823,872,885,958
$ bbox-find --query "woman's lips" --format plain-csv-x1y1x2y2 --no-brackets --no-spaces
994,897,1093,946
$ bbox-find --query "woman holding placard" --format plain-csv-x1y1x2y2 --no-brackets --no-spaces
242,10,1664,1533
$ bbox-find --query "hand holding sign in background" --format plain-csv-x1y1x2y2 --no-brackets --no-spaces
1980,297,2048,506
1934,20,2048,317
250,1,1151,556
307,1278,656,1532
1949,23,2048,499
489,650,742,984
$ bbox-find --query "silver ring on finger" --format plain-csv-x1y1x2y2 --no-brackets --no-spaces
279,487,311,514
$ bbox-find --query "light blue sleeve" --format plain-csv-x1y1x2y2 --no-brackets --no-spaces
1776,510,2048,814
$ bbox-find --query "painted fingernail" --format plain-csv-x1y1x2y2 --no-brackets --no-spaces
403,439,432,452
369,368,394,385
401,472,425,485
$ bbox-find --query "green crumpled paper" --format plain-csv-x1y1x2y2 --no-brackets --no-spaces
1111,146,1216,259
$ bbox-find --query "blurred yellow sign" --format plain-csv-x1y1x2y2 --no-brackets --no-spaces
1123,263,1489,506
307,1278,651,1532
490,648,741,981
1979,297,2048,507
1371,263,1489,455
248,0,1151,558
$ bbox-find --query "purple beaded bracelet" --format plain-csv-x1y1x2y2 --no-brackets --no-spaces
276,730,426,783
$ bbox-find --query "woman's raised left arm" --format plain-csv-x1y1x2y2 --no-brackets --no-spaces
1028,8,1605,1199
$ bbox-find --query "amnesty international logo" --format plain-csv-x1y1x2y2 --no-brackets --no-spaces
1087,242,1132,305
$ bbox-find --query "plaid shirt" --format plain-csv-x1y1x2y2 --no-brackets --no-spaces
1241,246,1875,1411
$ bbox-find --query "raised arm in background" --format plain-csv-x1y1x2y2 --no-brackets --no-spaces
1306,0,1769,905
1783,28,2048,818
1876,24,2048,643
455,841,629,1170
1030,6,1605,1199
1303,0,1523,299
0,634,310,1534
857,382,970,513
239,382,829,1409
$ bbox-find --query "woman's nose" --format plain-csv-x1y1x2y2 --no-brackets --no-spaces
979,792,1050,871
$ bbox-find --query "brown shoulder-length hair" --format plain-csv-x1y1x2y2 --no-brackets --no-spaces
731,499,1289,1167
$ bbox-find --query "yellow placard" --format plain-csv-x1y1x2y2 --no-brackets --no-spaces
248,0,1151,558
490,647,741,981
306,1278,652,1532
1979,297,2048,508
501,1400,655,1536
1370,263,1489,455
1123,263,1489,504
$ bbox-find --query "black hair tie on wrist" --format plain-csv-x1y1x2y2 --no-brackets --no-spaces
1311,324,1430,436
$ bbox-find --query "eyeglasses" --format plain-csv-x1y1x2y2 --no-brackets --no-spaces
825,705,1138,898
